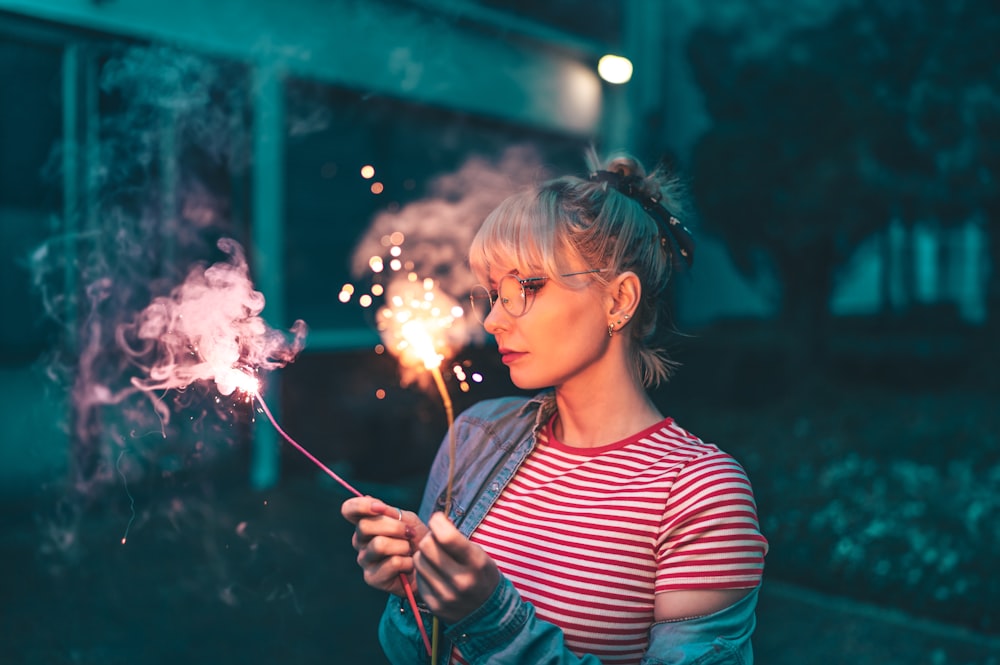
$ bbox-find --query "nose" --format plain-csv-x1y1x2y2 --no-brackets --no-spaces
483,301,508,334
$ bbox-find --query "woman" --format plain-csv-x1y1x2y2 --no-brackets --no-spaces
342,153,768,664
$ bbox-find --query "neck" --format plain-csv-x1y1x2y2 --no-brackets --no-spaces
551,380,662,448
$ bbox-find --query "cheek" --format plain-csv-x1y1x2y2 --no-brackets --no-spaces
531,304,605,356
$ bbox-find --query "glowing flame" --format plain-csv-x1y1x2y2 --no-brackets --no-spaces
401,319,443,370
376,275,468,381
215,367,260,396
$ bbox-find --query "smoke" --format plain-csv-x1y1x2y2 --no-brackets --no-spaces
346,145,549,385
97,44,254,175
22,44,331,574
28,44,288,508
118,237,307,419
350,144,549,296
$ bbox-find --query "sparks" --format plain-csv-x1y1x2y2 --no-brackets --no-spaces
115,449,136,545
376,275,466,378
216,367,260,396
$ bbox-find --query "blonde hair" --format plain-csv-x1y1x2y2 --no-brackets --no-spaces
469,152,691,387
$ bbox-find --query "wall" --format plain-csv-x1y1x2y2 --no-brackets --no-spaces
0,0,604,135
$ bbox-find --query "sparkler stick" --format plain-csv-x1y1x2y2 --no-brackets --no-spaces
372,276,464,665
428,366,457,511
248,384,432,656
427,366,456,665
250,390,363,497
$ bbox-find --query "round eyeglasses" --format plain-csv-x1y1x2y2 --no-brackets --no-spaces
468,269,605,324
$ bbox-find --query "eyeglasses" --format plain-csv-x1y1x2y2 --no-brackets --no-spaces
468,269,604,324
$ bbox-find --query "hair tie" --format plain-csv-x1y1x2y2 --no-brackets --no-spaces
590,169,695,268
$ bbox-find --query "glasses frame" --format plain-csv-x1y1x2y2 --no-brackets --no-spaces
469,268,605,324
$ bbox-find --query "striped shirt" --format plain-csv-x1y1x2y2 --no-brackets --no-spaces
464,416,767,663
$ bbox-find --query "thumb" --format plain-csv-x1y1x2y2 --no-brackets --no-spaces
426,512,469,560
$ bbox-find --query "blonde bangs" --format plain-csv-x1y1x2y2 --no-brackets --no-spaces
469,189,565,283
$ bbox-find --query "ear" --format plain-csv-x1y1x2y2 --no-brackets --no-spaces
606,271,641,322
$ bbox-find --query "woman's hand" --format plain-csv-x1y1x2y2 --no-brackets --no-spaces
412,512,502,624
341,496,428,597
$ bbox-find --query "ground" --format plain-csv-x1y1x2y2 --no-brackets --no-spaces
2,469,997,665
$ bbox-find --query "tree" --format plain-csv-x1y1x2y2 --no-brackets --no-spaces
686,0,999,351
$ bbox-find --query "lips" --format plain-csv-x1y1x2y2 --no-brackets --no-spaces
497,348,525,365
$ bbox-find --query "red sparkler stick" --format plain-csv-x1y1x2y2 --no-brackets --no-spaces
251,390,432,656
252,391,362,496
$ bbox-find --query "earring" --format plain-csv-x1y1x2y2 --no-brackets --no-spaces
607,323,615,337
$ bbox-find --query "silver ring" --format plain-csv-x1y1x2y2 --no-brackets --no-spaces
396,507,403,521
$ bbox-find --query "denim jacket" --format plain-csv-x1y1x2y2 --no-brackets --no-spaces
378,391,759,664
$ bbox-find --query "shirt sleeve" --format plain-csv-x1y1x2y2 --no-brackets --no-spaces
656,451,768,592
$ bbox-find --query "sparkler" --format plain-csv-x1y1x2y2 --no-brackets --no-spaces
117,238,436,653
122,236,476,660
219,367,433,656
343,228,486,664
374,274,466,665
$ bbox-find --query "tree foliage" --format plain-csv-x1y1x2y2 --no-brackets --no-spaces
686,0,1000,336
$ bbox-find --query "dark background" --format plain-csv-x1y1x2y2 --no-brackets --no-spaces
1,1,998,663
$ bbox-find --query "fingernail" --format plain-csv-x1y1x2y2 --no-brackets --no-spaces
404,526,415,540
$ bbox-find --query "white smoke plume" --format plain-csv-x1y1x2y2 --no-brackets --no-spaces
118,238,307,419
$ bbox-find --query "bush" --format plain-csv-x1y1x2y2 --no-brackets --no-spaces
655,320,1000,635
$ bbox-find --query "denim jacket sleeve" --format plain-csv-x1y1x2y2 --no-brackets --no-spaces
640,586,758,665
378,580,759,664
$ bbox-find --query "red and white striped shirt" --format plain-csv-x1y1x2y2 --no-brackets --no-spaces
466,416,767,663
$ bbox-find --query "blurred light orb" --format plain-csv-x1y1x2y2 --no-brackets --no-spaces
598,54,633,84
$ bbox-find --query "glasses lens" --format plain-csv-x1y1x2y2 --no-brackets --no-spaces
498,275,527,317
469,285,493,324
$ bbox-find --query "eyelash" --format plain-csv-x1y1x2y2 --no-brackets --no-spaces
485,279,545,302
522,280,545,294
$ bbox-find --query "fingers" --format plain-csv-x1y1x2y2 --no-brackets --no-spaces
412,512,502,623
341,496,401,524
356,530,414,561
361,554,416,596
342,496,422,597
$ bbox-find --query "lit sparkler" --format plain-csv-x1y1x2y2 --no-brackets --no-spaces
117,238,434,653
374,275,463,506
217,368,433,656
342,230,485,664
373,274,468,665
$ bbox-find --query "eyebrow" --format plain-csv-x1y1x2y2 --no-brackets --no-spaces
487,268,520,286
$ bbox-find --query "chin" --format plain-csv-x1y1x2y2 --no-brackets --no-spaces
508,371,547,392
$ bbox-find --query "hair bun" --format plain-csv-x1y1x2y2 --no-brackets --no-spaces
603,156,660,199
605,156,646,179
